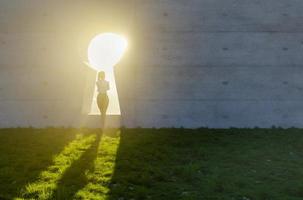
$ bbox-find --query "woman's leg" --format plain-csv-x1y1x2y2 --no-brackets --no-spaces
100,95,109,129
97,94,109,129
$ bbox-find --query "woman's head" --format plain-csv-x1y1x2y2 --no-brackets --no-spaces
98,71,105,80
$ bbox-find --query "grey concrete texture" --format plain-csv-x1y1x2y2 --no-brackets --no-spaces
118,0,303,128
1,0,303,128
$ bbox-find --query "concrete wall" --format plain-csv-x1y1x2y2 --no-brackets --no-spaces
1,0,303,128
119,0,303,128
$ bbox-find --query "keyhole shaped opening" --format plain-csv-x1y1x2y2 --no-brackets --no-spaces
86,33,127,116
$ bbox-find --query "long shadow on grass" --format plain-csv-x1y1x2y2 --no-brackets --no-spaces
50,132,102,199
18,131,98,200
0,128,80,200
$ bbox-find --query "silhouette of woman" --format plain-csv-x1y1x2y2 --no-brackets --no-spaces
96,71,109,129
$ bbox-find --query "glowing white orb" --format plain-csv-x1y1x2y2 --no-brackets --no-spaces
87,33,128,71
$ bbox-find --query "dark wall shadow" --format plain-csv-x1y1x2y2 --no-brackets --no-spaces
108,128,273,200
51,132,102,199
107,128,303,200
106,128,207,200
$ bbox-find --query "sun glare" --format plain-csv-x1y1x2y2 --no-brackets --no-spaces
88,33,128,72
87,33,128,115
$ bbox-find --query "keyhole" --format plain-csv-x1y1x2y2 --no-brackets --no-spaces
85,33,128,115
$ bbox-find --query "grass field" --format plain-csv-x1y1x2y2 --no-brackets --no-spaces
1,128,303,199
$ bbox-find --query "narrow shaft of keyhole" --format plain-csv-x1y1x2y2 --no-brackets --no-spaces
90,67,121,115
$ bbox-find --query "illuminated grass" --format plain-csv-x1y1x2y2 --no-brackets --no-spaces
0,128,80,199
74,133,120,200
1,128,303,199
17,133,96,200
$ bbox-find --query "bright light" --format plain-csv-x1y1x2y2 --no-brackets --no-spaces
88,33,128,71
87,33,128,115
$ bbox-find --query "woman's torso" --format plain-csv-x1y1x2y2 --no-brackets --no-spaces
96,80,109,94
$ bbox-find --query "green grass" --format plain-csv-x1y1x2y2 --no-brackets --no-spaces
1,128,303,199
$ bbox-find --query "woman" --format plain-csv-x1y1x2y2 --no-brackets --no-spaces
96,71,109,129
